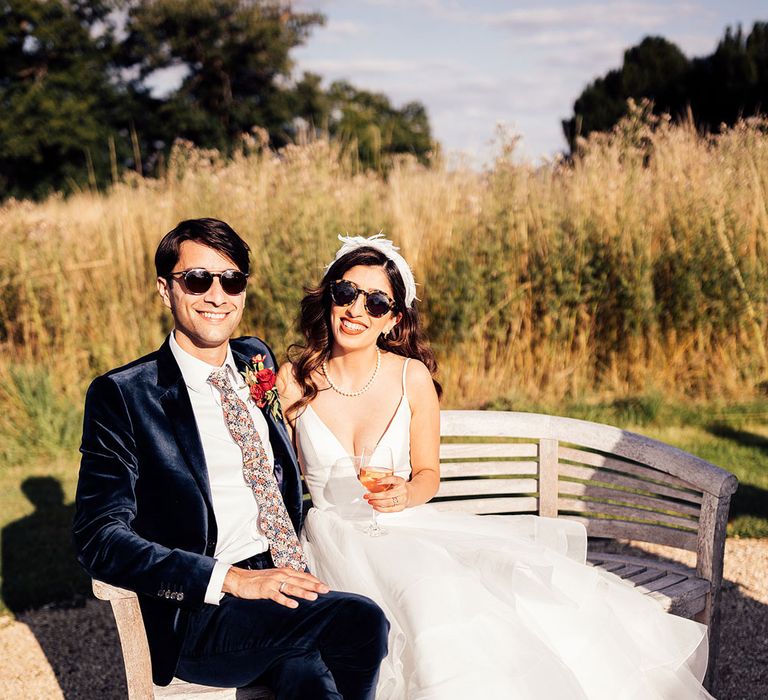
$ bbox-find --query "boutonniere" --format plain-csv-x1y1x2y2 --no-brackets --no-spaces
242,354,283,421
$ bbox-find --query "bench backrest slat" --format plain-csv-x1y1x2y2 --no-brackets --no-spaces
437,410,736,556
431,496,538,514
440,411,737,498
439,460,539,478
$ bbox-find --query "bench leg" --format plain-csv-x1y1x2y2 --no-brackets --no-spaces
109,598,155,700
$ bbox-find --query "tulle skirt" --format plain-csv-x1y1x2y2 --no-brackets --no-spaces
301,505,712,699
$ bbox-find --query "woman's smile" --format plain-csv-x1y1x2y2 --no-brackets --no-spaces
340,318,367,334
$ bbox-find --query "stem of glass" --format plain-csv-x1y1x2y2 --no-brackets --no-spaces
369,507,382,535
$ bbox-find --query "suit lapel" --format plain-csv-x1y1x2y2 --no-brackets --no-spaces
156,339,214,511
231,347,297,492
231,347,291,446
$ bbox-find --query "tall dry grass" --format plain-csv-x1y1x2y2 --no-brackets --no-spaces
1,104,768,461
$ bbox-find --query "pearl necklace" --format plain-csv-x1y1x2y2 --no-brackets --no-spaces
322,348,381,397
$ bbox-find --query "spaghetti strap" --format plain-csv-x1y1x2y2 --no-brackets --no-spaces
401,358,411,398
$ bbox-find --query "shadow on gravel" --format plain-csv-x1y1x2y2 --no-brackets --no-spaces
590,540,768,700
2,476,127,698
17,600,128,699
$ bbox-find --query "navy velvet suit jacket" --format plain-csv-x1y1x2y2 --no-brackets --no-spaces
73,336,303,685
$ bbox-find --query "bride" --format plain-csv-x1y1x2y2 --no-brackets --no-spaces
277,235,712,699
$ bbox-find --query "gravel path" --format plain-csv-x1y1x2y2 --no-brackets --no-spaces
1,538,766,699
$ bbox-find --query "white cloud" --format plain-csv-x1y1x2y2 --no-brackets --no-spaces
483,4,669,31
322,19,368,38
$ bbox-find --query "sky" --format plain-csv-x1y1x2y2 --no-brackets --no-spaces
290,0,767,165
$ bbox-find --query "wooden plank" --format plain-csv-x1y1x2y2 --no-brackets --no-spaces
559,446,697,491
650,591,707,617
156,681,273,699
649,578,710,617
440,443,538,459
436,478,538,498
585,552,697,577
440,411,737,497
431,496,538,514
600,561,628,573
108,597,155,700
558,480,701,518
562,516,698,550
695,490,735,689
92,579,137,601
636,572,688,594
538,438,558,517
155,680,235,698
558,463,703,504
603,563,648,579
556,498,698,531
627,568,667,587
439,460,539,478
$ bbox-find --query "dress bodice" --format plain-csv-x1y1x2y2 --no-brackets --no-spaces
295,359,412,511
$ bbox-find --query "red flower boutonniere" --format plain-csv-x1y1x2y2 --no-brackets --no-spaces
242,354,283,421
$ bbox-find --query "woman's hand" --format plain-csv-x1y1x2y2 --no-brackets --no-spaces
364,475,409,512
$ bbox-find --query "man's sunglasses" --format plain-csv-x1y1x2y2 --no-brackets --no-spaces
329,279,396,318
167,268,249,295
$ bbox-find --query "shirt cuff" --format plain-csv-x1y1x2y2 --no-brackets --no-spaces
204,561,232,605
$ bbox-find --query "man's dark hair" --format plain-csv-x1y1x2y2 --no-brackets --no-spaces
155,218,251,277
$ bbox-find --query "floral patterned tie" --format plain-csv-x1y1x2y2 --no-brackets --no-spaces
208,368,307,571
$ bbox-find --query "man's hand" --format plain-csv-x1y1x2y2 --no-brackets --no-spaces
222,566,330,609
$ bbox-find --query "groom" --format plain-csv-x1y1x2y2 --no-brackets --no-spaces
73,218,388,699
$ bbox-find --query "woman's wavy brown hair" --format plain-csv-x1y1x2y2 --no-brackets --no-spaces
286,246,441,419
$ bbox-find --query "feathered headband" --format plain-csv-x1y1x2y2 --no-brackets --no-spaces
325,233,418,308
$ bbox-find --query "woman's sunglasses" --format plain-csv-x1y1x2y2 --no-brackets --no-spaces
168,268,249,295
329,279,396,318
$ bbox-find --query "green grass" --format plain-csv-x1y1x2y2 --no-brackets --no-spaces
1,395,766,616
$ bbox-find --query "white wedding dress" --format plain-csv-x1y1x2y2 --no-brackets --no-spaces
295,361,712,699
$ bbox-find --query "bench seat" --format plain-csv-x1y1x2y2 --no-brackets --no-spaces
587,552,711,617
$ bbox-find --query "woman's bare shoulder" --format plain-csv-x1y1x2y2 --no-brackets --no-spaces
404,358,437,397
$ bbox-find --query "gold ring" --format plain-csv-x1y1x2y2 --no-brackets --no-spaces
279,581,287,594
393,496,399,505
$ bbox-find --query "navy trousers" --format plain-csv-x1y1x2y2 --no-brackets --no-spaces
175,557,389,700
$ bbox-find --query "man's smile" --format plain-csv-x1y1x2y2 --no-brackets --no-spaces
198,310,229,320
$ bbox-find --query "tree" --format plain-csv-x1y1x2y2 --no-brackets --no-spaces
563,37,689,149
563,23,768,151
0,0,437,199
0,0,125,198
325,80,433,168
119,0,325,152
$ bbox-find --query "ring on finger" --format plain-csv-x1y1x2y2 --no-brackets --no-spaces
393,496,399,506
279,580,287,594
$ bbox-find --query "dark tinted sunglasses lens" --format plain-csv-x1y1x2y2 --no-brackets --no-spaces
366,293,392,317
331,281,357,306
220,270,247,294
184,270,213,294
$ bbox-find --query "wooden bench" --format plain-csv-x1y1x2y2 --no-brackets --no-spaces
435,410,737,691
94,410,737,696
91,580,273,699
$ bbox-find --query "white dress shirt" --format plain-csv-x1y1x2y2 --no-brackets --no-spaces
169,332,273,604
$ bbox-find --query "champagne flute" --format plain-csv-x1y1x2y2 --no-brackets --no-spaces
354,446,394,537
